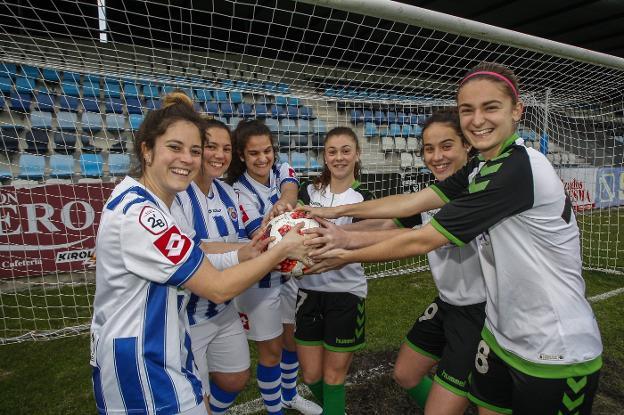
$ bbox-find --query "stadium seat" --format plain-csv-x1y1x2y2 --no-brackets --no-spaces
105,97,124,114
309,134,322,148
9,92,32,112
362,110,374,123
299,106,315,120
15,76,36,93
49,154,74,179
20,65,38,78
254,104,270,118
144,98,160,111
108,153,130,176
79,153,104,178
213,90,228,103
18,153,46,180
129,114,144,130
220,102,235,117
280,119,297,134
406,136,421,153
396,111,409,124
291,152,307,172
287,97,300,106
53,131,78,154
0,162,13,181
264,118,280,134
238,103,254,118
79,134,99,153
275,96,288,106
312,119,327,136
388,123,402,137
309,156,321,172
297,120,311,135
271,105,288,119
103,78,121,98
0,126,22,155
276,83,290,94
386,111,397,124
82,80,100,98
195,89,213,103
41,68,60,82
400,152,413,169
228,117,242,129
82,112,103,133
58,95,80,112
122,81,141,98
412,124,423,136
85,74,100,86
1,63,18,78
278,135,291,148
82,97,101,113
34,93,55,112
143,83,160,99
394,136,407,152
291,135,309,147
61,81,80,97
381,136,394,152
30,111,53,129
106,114,126,131
124,97,143,114
400,124,411,137
109,135,128,154
204,102,219,115
278,152,289,164
373,110,386,125
0,76,12,94
57,112,78,131
229,91,244,104
62,71,81,83
286,106,299,119
24,128,49,154
413,155,426,170
364,122,379,137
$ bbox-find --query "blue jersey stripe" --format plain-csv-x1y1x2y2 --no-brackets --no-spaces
213,180,240,231
245,217,263,237
106,186,158,211
258,273,272,288
143,283,179,414
182,331,203,405
239,175,266,215
213,216,229,237
114,337,148,413
186,294,199,325
168,245,204,287
186,186,209,245
92,365,107,414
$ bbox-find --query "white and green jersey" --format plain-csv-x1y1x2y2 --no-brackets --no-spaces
397,211,485,306
430,134,602,377
297,181,373,298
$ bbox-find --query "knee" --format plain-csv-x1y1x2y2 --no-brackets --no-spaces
393,363,422,389
300,366,322,385
213,370,250,393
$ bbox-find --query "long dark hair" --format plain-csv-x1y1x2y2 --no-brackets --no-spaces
225,119,277,184
313,127,361,190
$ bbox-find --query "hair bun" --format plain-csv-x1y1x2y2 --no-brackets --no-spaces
161,91,194,109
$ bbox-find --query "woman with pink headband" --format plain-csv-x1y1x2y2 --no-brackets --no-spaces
301,62,603,415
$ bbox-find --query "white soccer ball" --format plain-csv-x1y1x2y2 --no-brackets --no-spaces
264,211,320,278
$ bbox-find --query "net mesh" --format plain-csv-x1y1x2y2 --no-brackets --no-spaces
0,0,622,343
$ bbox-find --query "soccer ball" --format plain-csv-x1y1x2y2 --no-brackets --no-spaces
264,211,319,278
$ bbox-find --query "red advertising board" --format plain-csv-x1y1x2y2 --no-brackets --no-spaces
0,183,115,278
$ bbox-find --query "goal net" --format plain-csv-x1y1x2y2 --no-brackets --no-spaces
0,0,622,344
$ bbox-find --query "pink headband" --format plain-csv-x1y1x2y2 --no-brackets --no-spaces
460,71,519,100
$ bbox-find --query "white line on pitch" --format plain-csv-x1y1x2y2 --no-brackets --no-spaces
228,287,624,414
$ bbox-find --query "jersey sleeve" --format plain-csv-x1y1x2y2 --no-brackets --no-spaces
236,187,263,237
278,162,299,187
432,148,534,246
169,195,196,241
120,204,204,287
429,157,477,202
394,214,423,229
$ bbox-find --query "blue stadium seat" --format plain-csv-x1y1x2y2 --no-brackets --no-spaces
105,97,124,114
275,96,288,106
386,112,397,124
144,98,160,111
34,93,55,112
373,110,386,125
129,114,144,130
106,114,126,131
220,103,235,117
82,112,103,133
309,155,321,172
125,97,143,114
82,79,100,98
409,114,426,125
396,112,409,124
204,102,219,115
291,135,309,147
271,105,288,119
195,89,213,103
49,154,74,179
24,128,49,154
61,81,80,97
299,106,315,120
1,63,18,78
80,134,99,153
15,76,36,93
0,162,13,181
238,103,254,118
103,78,121,98
287,97,300,106
79,153,104,178
53,131,77,154
298,120,311,135
108,153,130,176
9,92,31,112
85,74,100,85
57,112,78,131
400,124,411,137
264,118,280,134
41,68,60,82
254,104,270,118
213,90,228,103
0,76,12,94
350,110,363,124
122,81,141,98
278,135,291,148
364,122,379,137
278,152,289,163
362,110,374,123
82,97,101,113
388,123,402,137
412,124,423,136
229,91,243,104
62,71,81,83
264,82,278,93
18,154,45,180
0,126,22,155
30,111,53,129
143,83,160,99
291,152,307,172
312,119,327,136
286,106,299,119
109,135,128,153
280,119,297,134
58,95,80,112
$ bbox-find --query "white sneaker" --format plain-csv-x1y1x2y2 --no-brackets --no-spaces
282,394,322,415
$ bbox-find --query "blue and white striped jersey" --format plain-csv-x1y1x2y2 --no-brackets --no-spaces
171,179,246,325
232,162,298,287
91,177,205,414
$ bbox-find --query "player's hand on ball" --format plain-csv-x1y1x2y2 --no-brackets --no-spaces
263,201,293,227
296,205,341,219
276,222,313,265
304,248,349,274
237,231,272,262
304,217,350,256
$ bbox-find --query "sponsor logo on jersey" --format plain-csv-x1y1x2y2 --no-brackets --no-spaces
153,226,191,264
227,206,238,221
139,206,168,235
288,167,296,178
238,312,250,331
239,204,249,223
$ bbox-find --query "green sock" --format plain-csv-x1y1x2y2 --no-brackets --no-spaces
306,379,324,404
407,376,433,408
323,382,345,415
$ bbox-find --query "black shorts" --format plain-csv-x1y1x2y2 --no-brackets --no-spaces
294,289,365,352
468,339,601,415
405,297,486,396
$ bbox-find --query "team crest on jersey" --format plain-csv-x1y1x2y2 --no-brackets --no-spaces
153,226,191,264
139,206,168,235
227,206,238,221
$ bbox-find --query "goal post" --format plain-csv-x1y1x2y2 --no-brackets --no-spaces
0,0,622,344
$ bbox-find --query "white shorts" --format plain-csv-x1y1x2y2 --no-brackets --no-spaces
234,285,283,341
190,305,250,393
280,278,299,325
